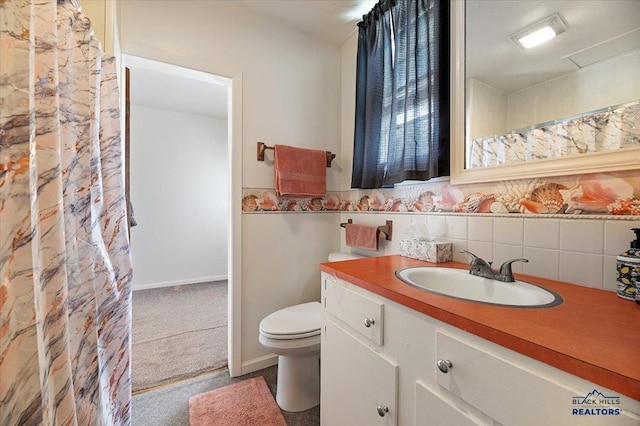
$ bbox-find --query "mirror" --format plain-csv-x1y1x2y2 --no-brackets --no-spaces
451,0,640,185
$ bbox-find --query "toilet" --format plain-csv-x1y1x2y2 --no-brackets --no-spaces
258,252,364,412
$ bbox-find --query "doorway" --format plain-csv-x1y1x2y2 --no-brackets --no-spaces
123,55,236,391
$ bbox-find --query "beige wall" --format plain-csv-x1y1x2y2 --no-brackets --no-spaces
80,0,117,54
467,78,507,140
129,106,228,290
119,1,342,372
507,49,640,130
340,33,358,191
81,0,105,46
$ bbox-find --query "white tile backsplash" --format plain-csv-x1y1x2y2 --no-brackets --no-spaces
493,244,524,274
466,216,634,291
466,240,492,262
493,217,524,245
427,215,446,239
559,251,604,289
560,220,604,254
468,217,493,242
522,247,559,281
523,219,560,249
449,238,468,263
446,216,467,240
362,212,638,293
604,219,640,256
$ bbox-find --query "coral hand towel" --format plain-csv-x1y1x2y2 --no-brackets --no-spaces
345,223,379,251
274,144,326,197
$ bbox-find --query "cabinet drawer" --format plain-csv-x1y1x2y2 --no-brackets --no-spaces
436,331,638,426
415,381,484,426
323,276,384,346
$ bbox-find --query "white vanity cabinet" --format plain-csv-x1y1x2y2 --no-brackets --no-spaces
321,273,398,425
434,331,640,426
322,320,398,425
320,272,640,426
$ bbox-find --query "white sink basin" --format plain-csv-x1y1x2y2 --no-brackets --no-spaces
395,267,562,308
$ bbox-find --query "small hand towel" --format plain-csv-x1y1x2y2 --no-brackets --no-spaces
274,144,326,197
345,223,379,251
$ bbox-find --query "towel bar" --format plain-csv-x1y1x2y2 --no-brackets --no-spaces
257,141,336,168
340,219,393,241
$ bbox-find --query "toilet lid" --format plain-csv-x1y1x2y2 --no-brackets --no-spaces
259,301,322,339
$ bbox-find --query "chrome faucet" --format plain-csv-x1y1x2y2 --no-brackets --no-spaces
460,250,528,282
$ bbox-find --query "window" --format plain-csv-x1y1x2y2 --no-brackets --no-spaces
351,0,450,189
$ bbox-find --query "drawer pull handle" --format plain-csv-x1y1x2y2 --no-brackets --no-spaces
363,318,375,328
376,405,389,417
437,359,453,373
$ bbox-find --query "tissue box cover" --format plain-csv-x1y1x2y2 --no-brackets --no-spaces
400,239,452,263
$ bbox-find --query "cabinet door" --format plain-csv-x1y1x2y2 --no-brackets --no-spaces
436,331,640,426
322,320,398,426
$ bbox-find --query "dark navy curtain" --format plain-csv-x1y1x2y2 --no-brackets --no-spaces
351,0,450,189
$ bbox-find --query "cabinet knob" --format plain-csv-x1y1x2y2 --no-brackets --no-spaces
437,359,453,373
363,318,375,328
376,405,389,417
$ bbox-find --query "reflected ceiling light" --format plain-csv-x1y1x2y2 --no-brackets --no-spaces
509,14,567,49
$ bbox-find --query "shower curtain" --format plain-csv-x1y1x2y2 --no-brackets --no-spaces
1,0,133,424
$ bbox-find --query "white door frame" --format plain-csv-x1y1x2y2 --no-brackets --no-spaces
122,55,243,377
228,72,242,377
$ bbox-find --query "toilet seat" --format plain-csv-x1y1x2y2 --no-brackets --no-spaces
260,329,320,340
259,301,322,340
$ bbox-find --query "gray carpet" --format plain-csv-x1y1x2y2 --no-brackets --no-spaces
132,366,321,426
132,281,228,392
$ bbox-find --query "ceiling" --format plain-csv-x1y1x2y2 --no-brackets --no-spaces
128,0,640,117
234,0,374,46
129,66,229,119
128,0,371,118
466,0,640,94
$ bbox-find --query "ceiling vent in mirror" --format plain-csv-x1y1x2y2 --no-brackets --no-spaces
563,27,640,68
508,13,567,49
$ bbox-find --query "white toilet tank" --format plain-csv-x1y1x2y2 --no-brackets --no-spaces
328,252,366,262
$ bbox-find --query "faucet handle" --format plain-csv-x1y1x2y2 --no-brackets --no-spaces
498,258,529,282
460,250,479,262
460,250,491,265
461,250,496,279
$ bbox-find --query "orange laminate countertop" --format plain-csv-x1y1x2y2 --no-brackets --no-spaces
320,255,640,401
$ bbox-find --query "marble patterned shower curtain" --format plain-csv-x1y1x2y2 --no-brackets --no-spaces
1,0,133,424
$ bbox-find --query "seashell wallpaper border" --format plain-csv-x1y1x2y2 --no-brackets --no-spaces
242,171,640,218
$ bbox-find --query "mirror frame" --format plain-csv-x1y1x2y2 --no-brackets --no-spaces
449,0,640,185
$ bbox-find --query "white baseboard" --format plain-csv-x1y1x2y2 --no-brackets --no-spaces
238,354,278,377
132,275,228,291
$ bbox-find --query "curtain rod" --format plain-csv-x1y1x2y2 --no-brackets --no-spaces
358,0,396,28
